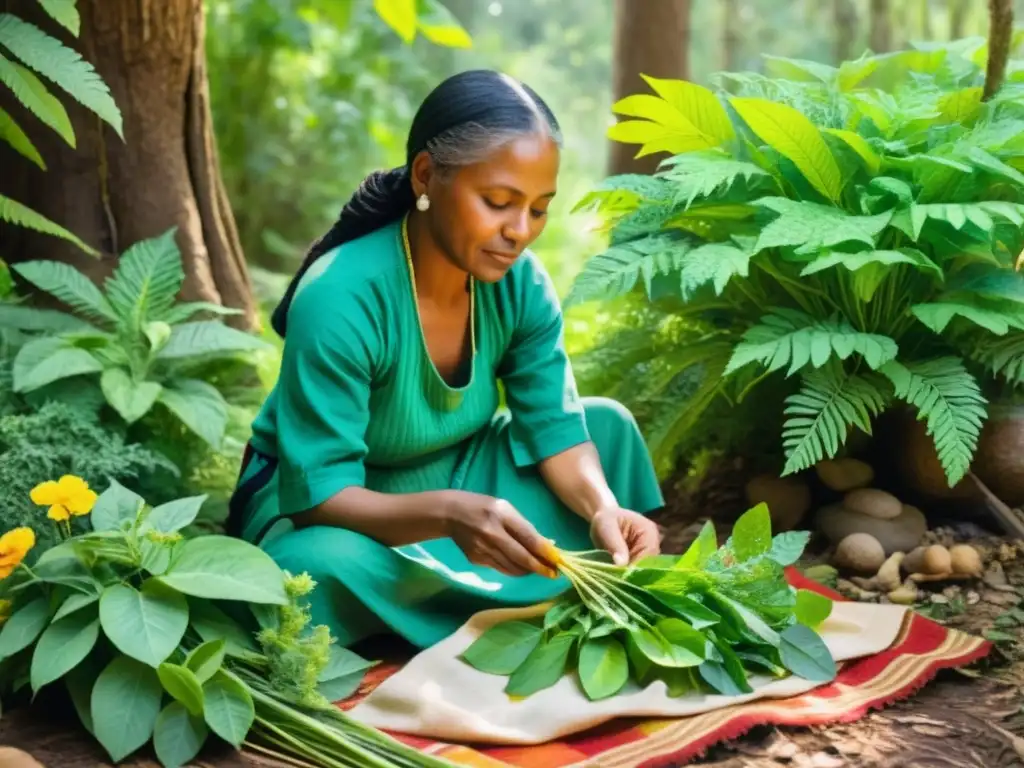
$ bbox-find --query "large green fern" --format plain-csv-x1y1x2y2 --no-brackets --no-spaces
570,38,1024,486
0,3,122,253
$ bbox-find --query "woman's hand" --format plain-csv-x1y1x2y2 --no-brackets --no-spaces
589,507,661,566
443,491,558,578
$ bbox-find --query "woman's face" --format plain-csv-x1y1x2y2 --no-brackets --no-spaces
415,132,560,283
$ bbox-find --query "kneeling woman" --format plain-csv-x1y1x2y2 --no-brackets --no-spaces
228,70,665,650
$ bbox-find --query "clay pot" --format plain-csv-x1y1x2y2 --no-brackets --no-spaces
973,404,1024,507
744,474,811,531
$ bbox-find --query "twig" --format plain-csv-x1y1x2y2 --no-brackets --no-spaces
967,472,1024,539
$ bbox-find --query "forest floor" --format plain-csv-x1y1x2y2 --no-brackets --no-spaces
3,487,1024,767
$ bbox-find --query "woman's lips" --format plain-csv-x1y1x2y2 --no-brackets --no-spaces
482,249,518,265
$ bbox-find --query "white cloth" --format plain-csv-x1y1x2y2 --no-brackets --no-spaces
350,601,907,744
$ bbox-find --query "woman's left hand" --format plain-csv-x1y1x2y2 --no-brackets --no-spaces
589,507,661,566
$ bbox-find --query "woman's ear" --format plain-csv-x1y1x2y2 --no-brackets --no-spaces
409,150,435,198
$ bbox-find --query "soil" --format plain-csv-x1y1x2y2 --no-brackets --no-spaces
3,486,1024,768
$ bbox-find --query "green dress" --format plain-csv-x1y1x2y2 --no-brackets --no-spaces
232,218,664,649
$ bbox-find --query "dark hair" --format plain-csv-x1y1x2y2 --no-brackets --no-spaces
270,69,561,337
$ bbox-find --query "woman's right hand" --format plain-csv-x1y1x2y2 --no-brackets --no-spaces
443,491,559,578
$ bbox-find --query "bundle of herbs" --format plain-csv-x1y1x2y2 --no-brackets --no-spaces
461,504,836,701
0,476,455,768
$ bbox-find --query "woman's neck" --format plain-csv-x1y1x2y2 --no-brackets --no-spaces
405,212,470,308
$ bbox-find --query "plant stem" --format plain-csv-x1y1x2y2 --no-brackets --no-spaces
244,739,324,768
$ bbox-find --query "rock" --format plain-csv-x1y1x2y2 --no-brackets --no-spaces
815,459,874,492
817,502,927,555
887,585,918,604
921,545,952,575
833,533,886,574
0,749,45,768
949,544,982,576
744,474,811,532
902,546,927,574
843,488,901,519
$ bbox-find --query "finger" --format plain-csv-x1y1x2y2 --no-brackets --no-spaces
592,515,630,566
629,522,662,560
497,505,559,573
495,532,558,578
484,547,531,577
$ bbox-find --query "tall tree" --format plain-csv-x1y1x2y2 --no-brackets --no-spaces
722,0,740,72
0,0,258,329
609,0,691,175
834,0,858,62
950,0,970,38
869,0,892,53
984,0,1015,100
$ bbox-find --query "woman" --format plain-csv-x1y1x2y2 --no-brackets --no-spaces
228,69,665,650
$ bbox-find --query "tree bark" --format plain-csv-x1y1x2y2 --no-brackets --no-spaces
869,0,892,53
722,0,740,72
609,0,691,176
983,0,1014,101
950,0,969,38
833,0,858,63
0,0,257,329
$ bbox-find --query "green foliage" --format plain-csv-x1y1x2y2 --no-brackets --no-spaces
0,5,121,253
572,40,1024,486
0,229,271,449
461,506,834,700
0,482,455,768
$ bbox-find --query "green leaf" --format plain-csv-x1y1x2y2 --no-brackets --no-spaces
12,261,113,320
708,592,780,647
753,198,891,254
158,535,287,605
677,521,718,570
678,241,755,299
822,128,881,174
948,265,1024,305
659,151,771,207
461,621,543,675
65,662,97,735
610,76,734,157
768,531,811,567
90,479,144,533
416,0,471,47
91,655,163,762
0,105,44,168
938,86,983,122
105,228,183,330
970,333,1024,386
729,97,842,202
0,52,75,144
37,0,81,35
30,609,99,693
202,671,254,749
0,15,122,137
153,702,208,768
799,249,942,281
505,633,575,697
698,638,753,695
763,54,838,83
156,321,269,360
158,662,205,716
0,195,96,255
144,495,207,534
99,581,189,667
577,636,629,701
53,591,99,623
0,598,50,661
725,308,899,377
782,365,890,476
880,359,987,486
317,645,375,700
647,591,721,630
373,0,417,42
11,337,102,392
157,378,228,448
779,624,836,682
0,303,97,333
100,368,162,423
731,503,772,561
794,589,833,628
160,301,242,325
565,234,687,308
631,619,706,668
911,300,1023,335
185,639,227,684
189,600,258,655
908,202,1024,241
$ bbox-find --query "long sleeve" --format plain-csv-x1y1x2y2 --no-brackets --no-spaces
497,253,589,467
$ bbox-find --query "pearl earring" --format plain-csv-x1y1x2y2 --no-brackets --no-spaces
416,193,430,212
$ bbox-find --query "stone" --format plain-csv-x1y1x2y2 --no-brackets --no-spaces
833,533,885,574
843,488,901,520
921,545,952,575
817,502,927,555
745,474,811,532
949,544,982,576
815,458,874,492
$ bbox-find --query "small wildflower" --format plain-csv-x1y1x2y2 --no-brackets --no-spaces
30,475,98,522
0,527,36,579
284,572,315,599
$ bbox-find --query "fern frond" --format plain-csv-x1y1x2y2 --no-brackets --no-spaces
753,197,891,254
725,308,899,377
565,234,690,308
572,174,673,215
659,151,774,207
12,261,115,323
37,0,80,36
0,195,96,255
969,333,1024,386
905,202,1024,241
0,55,74,146
104,229,184,331
880,358,987,486
911,298,1024,335
0,106,43,168
781,364,890,476
0,14,122,137
678,240,755,299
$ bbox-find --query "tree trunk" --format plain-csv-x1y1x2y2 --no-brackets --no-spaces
869,0,892,53
920,0,933,41
0,0,257,330
950,0,969,38
983,0,1015,100
609,0,691,176
722,0,740,72
834,0,858,63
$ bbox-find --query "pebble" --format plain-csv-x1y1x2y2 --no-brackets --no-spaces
833,532,886,574
817,502,927,555
844,488,902,519
815,458,874,491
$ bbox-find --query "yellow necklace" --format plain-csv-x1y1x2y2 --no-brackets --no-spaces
401,215,476,356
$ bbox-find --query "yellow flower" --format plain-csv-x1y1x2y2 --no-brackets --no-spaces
0,527,35,580
30,475,98,522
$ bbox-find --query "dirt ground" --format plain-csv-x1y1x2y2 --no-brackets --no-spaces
3,491,1024,768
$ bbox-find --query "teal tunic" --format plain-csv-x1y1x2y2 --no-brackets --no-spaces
233,219,664,649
